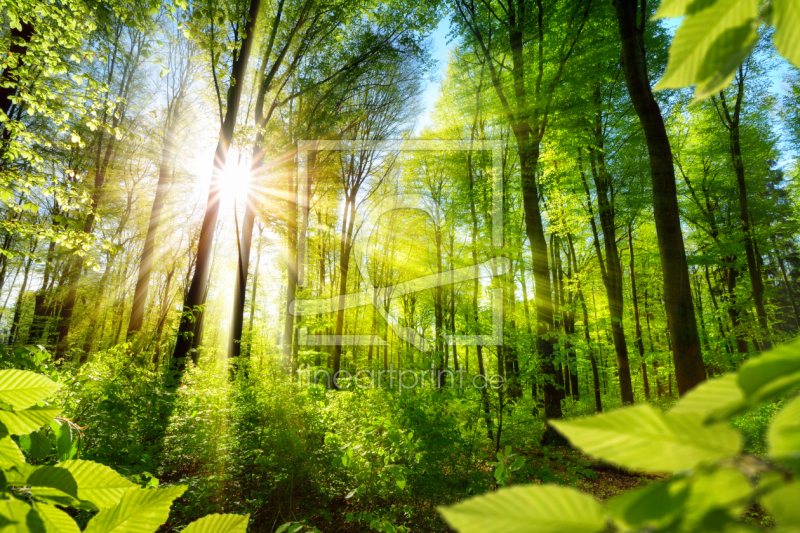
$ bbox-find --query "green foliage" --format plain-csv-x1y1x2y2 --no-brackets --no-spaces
0,368,248,533
439,337,800,532
440,485,605,533
656,0,800,99
489,446,526,487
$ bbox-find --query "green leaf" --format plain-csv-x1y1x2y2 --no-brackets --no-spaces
19,430,53,461
84,486,187,533
0,498,45,533
608,468,751,531
737,339,800,412
438,485,605,533
32,503,81,533
0,436,25,467
0,407,62,435
182,514,249,533
608,476,690,531
654,0,759,99
550,405,741,472
49,421,78,461
772,0,800,69
0,371,60,410
768,395,800,468
50,460,136,510
654,0,721,18
5,464,79,498
670,373,744,423
761,480,800,528
681,468,752,529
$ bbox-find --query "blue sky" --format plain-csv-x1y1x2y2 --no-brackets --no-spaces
416,18,452,132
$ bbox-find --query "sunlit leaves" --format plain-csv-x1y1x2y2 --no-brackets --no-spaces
761,481,800,528
0,370,61,410
550,405,741,472
654,0,759,100
32,502,82,533
737,338,800,406
656,0,800,98
768,395,800,468
83,486,187,533
182,514,250,533
439,485,605,533
0,407,62,436
670,373,744,423
40,461,137,511
0,436,25,468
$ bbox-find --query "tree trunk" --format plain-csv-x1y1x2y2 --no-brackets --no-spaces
128,96,184,335
627,224,649,400
714,76,771,350
613,0,706,395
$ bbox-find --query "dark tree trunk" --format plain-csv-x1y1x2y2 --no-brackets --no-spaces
612,0,706,395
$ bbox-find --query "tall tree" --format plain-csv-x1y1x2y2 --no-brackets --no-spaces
612,0,706,395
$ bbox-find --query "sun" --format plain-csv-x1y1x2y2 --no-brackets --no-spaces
222,158,253,203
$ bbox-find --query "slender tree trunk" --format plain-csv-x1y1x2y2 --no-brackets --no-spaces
627,225,649,400
7,254,34,345
245,226,263,358
128,98,184,335
613,0,706,395
776,252,800,328
714,78,771,349
587,140,633,404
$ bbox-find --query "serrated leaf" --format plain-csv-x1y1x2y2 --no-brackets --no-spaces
0,436,25,467
32,503,80,533
773,0,800,69
438,485,605,533
670,374,744,423
655,0,758,99
0,371,59,411
84,486,187,533
761,480,800,527
550,404,741,472
0,407,62,435
182,514,249,533
768,395,800,467
52,460,137,510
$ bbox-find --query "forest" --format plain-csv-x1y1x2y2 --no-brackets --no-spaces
2,0,800,530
